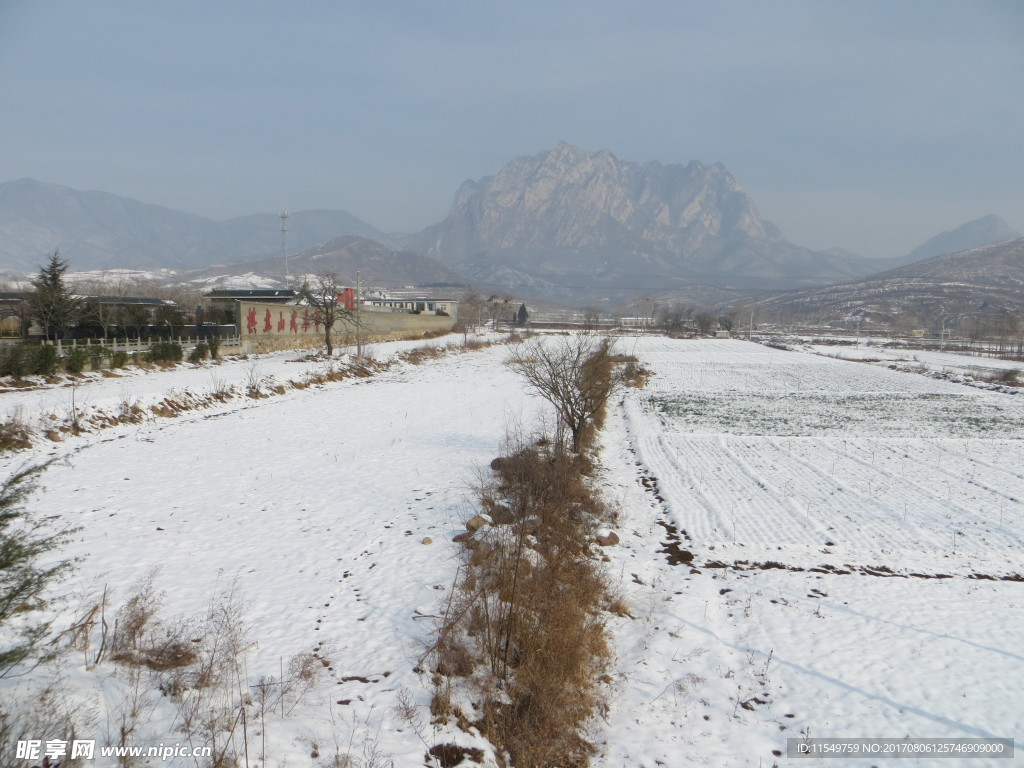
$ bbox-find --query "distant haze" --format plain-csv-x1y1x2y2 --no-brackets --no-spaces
1,1,1022,258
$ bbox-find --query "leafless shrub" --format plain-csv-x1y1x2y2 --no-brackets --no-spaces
209,373,233,401
250,647,331,725
165,578,250,765
507,334,622,452
245,361,266,398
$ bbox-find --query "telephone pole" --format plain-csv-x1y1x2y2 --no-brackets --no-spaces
280,211,290,287
355,271,362,358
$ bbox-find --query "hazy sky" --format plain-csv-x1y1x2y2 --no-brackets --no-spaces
1,0,1021,258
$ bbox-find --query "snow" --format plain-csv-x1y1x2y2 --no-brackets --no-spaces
2,335,1022,766
1,334,536,765
593,338,1024,767
807,341,1024,376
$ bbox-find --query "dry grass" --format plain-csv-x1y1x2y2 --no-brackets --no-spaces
401,345,448,365
421,328,453,340
426,336,647,765
986,368,1022,386
0,674,92,768
0,414,33,451
619,360,653,388
430,442,613,767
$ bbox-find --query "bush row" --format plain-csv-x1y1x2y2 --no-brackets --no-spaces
0,345,60,377
0,340,209,377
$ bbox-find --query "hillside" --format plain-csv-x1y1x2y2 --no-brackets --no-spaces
182,235,466,290
748,238,1024,325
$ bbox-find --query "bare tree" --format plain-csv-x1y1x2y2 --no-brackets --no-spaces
298,272,356,355
71,275,130,340
486,294,513,329
117,303,153,340
459,288,486,332
507,334,621,452
656,303,691,334
581,307,602,330
694,310,716,336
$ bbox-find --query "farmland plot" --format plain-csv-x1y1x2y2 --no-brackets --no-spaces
597,338,1024,767
0,340,540,766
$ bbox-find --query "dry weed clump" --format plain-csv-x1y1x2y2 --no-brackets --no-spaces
0,413,33,451
421,328,453,340
620,361,651,388
117,394,145,424
988,368,1021,387
402,345,448,365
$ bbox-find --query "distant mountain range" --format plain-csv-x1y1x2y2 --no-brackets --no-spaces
0,178,397,273
902,214,1020,265
1,147,1020,306
748,237,1024,326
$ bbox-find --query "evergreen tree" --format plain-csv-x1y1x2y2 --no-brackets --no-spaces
0,463,77,676
29,251,80,341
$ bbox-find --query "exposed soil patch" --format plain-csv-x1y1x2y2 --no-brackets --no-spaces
699,558,1022,582
656,519,694,566
638,470,666,503
428,744,484,767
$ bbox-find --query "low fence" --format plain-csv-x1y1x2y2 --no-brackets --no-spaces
23,336,243,355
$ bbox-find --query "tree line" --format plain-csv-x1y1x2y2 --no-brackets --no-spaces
5,251,207,342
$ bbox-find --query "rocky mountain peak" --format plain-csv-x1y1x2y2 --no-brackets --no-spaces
413,143,781,281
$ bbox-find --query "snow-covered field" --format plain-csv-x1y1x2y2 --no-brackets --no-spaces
596,338,1024,767
806,340,1024,382
1,335,541,766
2,335,1022,766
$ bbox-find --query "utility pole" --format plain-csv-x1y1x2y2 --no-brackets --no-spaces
355,270,362,358
280,211,290,287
